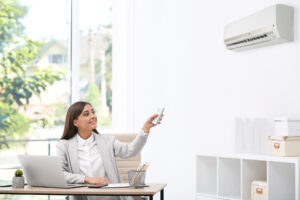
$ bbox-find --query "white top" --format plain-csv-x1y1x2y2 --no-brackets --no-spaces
77,132,106,183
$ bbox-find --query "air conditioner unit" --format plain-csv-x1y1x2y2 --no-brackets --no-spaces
224,4,294,51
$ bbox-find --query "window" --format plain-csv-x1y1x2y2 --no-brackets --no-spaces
0,1,117,193
48,54,67,64
0,0,70,190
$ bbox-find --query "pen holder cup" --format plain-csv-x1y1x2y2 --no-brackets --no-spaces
128,170,146,187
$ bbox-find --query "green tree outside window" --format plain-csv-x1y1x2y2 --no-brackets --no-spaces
0,0,64,149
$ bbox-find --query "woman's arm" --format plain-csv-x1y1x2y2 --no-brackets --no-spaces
56,140,85,184
113,114,163,158
113,131,149,159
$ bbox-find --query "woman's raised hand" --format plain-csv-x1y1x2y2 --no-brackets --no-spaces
84,177,111,185
142,114,164,134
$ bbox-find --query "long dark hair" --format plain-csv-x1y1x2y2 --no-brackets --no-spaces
60,101,99,139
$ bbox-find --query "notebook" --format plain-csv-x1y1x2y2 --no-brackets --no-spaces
104,183,130,188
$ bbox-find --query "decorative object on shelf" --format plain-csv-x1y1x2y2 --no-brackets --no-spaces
12,169,25,188
235,118,272,155
274,117,300,136
269,136,300,157
251,180,267,200
224,4,294,51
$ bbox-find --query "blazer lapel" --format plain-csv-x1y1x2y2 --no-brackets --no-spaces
68,135,81,173
95,133,118,183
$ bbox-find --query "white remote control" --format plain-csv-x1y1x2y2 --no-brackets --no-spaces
152,107,165,125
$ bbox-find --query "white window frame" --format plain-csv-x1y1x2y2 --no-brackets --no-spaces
70,0,80,104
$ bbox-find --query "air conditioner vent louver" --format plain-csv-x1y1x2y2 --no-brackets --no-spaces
223,4,293,51
226,31,276,50
228,33,269,46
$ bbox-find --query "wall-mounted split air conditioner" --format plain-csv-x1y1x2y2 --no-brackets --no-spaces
224,4,294,51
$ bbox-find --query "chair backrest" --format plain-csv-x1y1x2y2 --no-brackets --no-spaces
113,134,141,183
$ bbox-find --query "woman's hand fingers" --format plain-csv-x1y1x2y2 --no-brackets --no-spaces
155,114,164,125
158,114,164,122
99,178,110,185
148,114,158,122
87,177,111,185
103,178,111,184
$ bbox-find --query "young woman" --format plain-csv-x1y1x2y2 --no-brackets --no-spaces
56,101,163,200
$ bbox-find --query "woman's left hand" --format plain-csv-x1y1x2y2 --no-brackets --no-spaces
142,114,164,134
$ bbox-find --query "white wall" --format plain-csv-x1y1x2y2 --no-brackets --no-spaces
129,0,300,199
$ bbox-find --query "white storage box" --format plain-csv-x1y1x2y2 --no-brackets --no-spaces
251,180,267,200
269,136,300,156
274,118,300,136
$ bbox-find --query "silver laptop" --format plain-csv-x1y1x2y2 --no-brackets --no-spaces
18,155,86,189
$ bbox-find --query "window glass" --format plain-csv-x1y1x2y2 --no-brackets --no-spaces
79,0,113,128
0,0,69,185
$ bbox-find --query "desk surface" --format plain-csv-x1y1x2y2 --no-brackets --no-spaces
0,184,167,196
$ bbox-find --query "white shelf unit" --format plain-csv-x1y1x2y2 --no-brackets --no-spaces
196,153,300,200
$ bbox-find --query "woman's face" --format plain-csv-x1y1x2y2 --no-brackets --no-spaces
73,104,97,133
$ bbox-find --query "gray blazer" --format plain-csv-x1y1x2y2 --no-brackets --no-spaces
56,132,148,200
